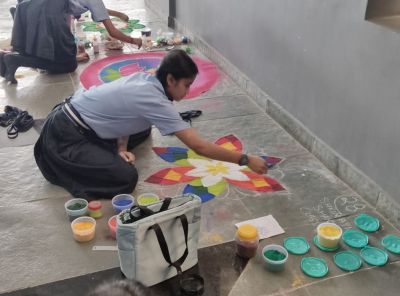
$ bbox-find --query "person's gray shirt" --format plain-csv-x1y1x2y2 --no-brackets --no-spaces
68,0,109,22
71,73,191,139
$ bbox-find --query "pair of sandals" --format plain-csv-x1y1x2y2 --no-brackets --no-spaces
0,105,34,139
179,110,202,124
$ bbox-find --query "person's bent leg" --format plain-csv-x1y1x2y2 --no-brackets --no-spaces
0,51,6,77
127,128,152,150
3,53,77,83
46,58,77,74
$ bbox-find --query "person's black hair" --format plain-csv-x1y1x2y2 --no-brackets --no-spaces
88,280,148,296
156,49,199,91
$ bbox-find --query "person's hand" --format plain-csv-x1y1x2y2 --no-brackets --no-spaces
247,155,268,175
130,37,142,49
119,151,136,164
118,12,129,22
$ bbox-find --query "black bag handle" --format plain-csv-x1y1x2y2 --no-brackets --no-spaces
150,214,189,275
129,197,172,221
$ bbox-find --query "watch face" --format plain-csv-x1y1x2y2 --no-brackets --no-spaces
239,154,249,166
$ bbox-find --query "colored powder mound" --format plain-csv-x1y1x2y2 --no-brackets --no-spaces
264,250,286,261
114,199,132,206
138,196,159,205
73,222,94,231
319,225,341,237
67,203,86,210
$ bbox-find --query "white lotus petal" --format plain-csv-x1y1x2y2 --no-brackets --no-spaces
201,174,223,187
224,170,250,181
186,167,209,177
187,158,212,168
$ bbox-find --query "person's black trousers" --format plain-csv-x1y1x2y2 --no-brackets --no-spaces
34,104,151,200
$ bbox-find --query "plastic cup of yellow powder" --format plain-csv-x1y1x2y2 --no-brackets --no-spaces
317,222,342,248
71,216,96,242
137,193,160,206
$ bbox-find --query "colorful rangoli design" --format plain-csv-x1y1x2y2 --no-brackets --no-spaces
145,135,285,202
82,19,145,33
80,52,220,99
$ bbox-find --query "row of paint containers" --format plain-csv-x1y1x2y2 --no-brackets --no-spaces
234,222,343,272
65,193,161,242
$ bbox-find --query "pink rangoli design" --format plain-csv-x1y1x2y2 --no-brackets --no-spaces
145,134,285,202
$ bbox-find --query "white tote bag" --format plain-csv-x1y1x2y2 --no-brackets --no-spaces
116,194,202,286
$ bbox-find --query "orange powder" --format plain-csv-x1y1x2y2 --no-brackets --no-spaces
72,222,94,231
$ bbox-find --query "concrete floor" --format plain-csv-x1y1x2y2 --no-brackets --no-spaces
0,1,399,295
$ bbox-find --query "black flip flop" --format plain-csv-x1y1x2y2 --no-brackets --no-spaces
179,110,202,122
7,111,34,139
0,105,22,127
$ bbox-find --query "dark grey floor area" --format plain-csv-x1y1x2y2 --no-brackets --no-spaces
3,242,247,296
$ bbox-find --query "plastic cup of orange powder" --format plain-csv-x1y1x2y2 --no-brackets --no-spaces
71,216,96,242
317,222,342,248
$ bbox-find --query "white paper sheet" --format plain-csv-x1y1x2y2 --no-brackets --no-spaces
235,215,285,240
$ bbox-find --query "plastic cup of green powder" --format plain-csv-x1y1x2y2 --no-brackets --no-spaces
64,198,88,221
262,244,288,272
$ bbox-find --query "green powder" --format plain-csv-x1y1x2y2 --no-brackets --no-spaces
67,203,85,211
264,250,286,261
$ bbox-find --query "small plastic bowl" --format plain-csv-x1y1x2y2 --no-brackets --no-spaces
262,244,289,272
137,193,160,206
111,194,135,214
108,215,117,240
71,216,96,242
317,222,343,249
64,198,88,221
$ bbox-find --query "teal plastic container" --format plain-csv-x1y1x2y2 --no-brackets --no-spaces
262,244,288,272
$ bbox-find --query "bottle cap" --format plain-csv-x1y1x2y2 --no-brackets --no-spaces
342,229,368,248
237,224,258,240
88,200,102,210
360,246,388,266
313,235,340,252
301,257,328,278
354,213,380,232
283,237,310,255
381,235,400,254
334,251,362,271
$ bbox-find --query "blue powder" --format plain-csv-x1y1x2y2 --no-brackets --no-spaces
114,199,132,206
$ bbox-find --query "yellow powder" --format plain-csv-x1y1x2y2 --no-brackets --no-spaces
73,222,94,231
319,225,341,237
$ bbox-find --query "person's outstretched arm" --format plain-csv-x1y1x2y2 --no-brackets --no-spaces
107,9,129,22
175,128,268,175
102,19,142,48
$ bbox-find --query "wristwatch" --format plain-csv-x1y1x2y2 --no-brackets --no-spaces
238,154,249,166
